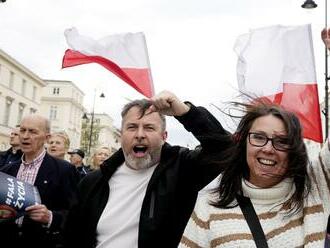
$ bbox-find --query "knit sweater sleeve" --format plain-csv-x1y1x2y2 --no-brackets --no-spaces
179,193,211,248
319,139,330,171
310,139,330,214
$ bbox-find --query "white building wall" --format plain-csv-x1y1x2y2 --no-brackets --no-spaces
0,49,45,150
40,80,85,150
85,113,120,155
0,48,118,154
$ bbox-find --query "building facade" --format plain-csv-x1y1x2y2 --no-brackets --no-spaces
0,48,120,155
0,49,45,150
40,80,85,149
81,113,120,158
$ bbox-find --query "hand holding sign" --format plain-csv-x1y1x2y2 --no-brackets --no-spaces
0,172,41,220
26,204,51,224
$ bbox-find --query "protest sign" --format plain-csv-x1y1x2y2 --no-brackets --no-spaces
0,172,41,219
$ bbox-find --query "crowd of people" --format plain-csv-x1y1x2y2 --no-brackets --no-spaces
0,29,330,248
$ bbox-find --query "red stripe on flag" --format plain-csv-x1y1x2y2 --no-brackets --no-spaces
62,49,153,98
121,68,154,98
260,83,322,143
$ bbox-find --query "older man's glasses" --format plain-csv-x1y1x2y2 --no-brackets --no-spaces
248,132,290,151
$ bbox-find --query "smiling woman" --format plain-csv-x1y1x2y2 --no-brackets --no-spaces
246,115,290,188
179,101,330,248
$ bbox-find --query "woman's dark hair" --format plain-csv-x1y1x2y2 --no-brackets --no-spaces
212,100,310,215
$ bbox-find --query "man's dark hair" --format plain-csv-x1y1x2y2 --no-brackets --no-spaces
121,99,166,131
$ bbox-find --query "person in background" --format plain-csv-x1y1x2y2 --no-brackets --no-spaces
0,126,23,167
68,148,91,177
0,114,78,248
47,131,70,160
90,146,112,170
64,90,232,248
179,102,330,248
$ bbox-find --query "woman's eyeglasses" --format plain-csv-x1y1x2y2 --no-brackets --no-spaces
248,132,290,151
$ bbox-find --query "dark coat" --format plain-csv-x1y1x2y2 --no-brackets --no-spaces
0,147,23,168
64,104,233,248
0,153,79,248
76,164,92,180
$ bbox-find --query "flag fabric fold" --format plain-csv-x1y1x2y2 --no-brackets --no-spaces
62,27,154,98
234,24,323,143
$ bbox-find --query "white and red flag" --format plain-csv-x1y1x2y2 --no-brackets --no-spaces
234,24,322,143
62,27,154,98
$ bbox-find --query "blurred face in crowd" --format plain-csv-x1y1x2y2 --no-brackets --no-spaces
69,154,83,167
246,114,289,188
48,135,67,159
19,115,50,162
93,147,111,168
9,128,20,149
121,106,167,170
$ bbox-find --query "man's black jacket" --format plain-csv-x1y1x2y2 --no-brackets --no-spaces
64,104,233,248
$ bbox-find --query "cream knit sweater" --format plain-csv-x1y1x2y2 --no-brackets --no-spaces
179,142,330,248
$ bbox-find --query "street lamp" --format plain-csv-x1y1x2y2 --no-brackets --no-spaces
82,113,89,152
302,0,329,140
302,0,318,8
82,90,105,156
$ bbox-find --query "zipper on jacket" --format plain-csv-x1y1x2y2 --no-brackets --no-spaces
149,191,155,218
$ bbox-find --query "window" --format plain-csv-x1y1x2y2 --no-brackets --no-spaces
0,65,4,86
3,97,13,126
21,79,26,96
29,108,36,114
52,87,60,95
32,86,37,101
17,103,26,124
9,71,14,89
49,105,58,120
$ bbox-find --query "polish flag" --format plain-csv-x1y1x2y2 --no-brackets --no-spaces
62,27,154,98
235,24,322,143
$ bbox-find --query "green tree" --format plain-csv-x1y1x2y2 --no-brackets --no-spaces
80,118,102,157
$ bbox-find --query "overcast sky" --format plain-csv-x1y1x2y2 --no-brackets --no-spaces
0,0,326,147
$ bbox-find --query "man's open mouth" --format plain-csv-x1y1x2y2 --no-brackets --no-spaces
133,145,148,157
